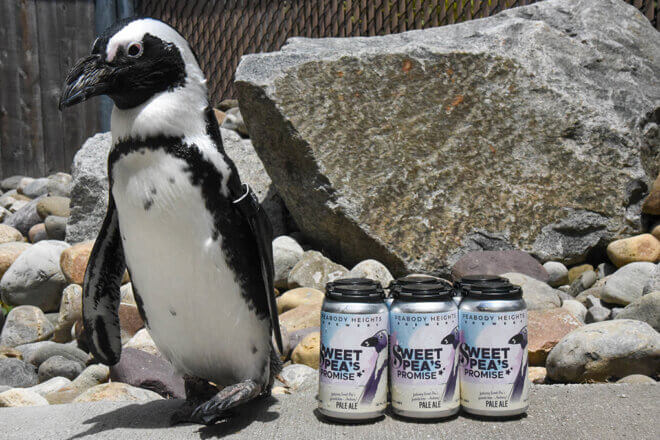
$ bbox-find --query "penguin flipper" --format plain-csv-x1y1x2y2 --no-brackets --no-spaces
82,195,126,365
232,185,283,355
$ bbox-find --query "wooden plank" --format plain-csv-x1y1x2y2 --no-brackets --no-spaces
0,0,26,178
36,0,66,175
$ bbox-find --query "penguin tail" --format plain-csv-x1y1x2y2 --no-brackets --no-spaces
268,340,283,388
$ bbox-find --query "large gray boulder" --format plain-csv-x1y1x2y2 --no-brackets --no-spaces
65,132,112,243
236,0,659,276
66,130,289,242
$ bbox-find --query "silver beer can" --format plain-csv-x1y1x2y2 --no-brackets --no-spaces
318,279,388,421
459,280,529,417
389,283,460,419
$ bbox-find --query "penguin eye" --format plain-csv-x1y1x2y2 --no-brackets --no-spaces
127,42,143,58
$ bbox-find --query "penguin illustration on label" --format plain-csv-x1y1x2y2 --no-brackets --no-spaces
507,326,528,402
440,326,460,403
359,330,388,404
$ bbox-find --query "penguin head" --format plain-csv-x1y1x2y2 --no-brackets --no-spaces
361,330,388,352
508,326,528,347
441,327,459,345
59,18,204,111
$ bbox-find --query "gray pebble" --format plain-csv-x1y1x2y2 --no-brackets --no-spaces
38,355,84,382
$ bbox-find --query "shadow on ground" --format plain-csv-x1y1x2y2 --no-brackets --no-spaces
67,397,280,440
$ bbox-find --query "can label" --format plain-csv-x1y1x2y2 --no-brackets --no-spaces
459,310,529,413
319,311,389,414
389,310,459,413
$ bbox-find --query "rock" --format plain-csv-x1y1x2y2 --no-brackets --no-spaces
0,306,54,347
561,300,587,322
277,364,317,391
0,388,48,407
21,341,89,367
543,262,569,287
528,309,583,366
291,331,320,369
0,240,70,312
0,206,11,223
53,285,82,343
642,174,660,215
284,327,320,358
45,364,109,404
221,128,289,236
567,270,597,297
66,132,112,243
652,222,660,241
501,273,561,310
610,307,624,319
273,236,304,289
574,280,606,306
44,216,67,241
557,290,572,302
615,292,660,331
596,262,616,279
568,264,594,284
119,303,145,343
1,176,26,192
217,99,238,111
28,223,47,243
21,178,49,199
606,234,660,267
0,346,22,359
72,382,163,403
0,358,38,387
585,295,602,309
452,250,548,282
213,109,226,125
0,242,31,279
36,197,70,220
120,282,136,306
59,240,94,285
16,178,35,194
0,224,23,244
643,264,659,295
46,173,73,198
546,320,660,383
123,329,160,357
109,348,184,399
27,376,71,396
616,374,656,384
221,107,248,137
38,355,83,382
287,251,348,290
601,262,656,305
348,259,394,287
3,197,44,236
277,287,324,314
585,305,611,323
236,0,659,275
279,303,321,333
528,367,547,384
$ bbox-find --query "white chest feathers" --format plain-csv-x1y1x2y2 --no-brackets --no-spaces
111,148,270,385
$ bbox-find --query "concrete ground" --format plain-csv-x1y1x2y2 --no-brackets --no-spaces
2,384,658,439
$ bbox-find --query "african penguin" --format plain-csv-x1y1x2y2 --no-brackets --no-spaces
359,329,388,404
59,17,282,425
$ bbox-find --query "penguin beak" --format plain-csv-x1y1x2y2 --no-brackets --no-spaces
361,336,377,347
59,55,116,110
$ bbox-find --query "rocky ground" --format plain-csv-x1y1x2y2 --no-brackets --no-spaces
0,0,658,421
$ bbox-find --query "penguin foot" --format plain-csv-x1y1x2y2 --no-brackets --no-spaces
188,379,262,425
170,376,220,425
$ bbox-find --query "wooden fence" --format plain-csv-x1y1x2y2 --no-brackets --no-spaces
0,0,98,179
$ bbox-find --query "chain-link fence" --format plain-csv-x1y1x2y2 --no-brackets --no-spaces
138,0,659,104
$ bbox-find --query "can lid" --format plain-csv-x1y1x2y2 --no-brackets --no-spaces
325,278,384,301
454,274,508,297
464,282,523,299
388,274,451,291
395,283,453,300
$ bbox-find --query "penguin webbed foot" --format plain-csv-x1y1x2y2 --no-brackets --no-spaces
183,379,262,426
